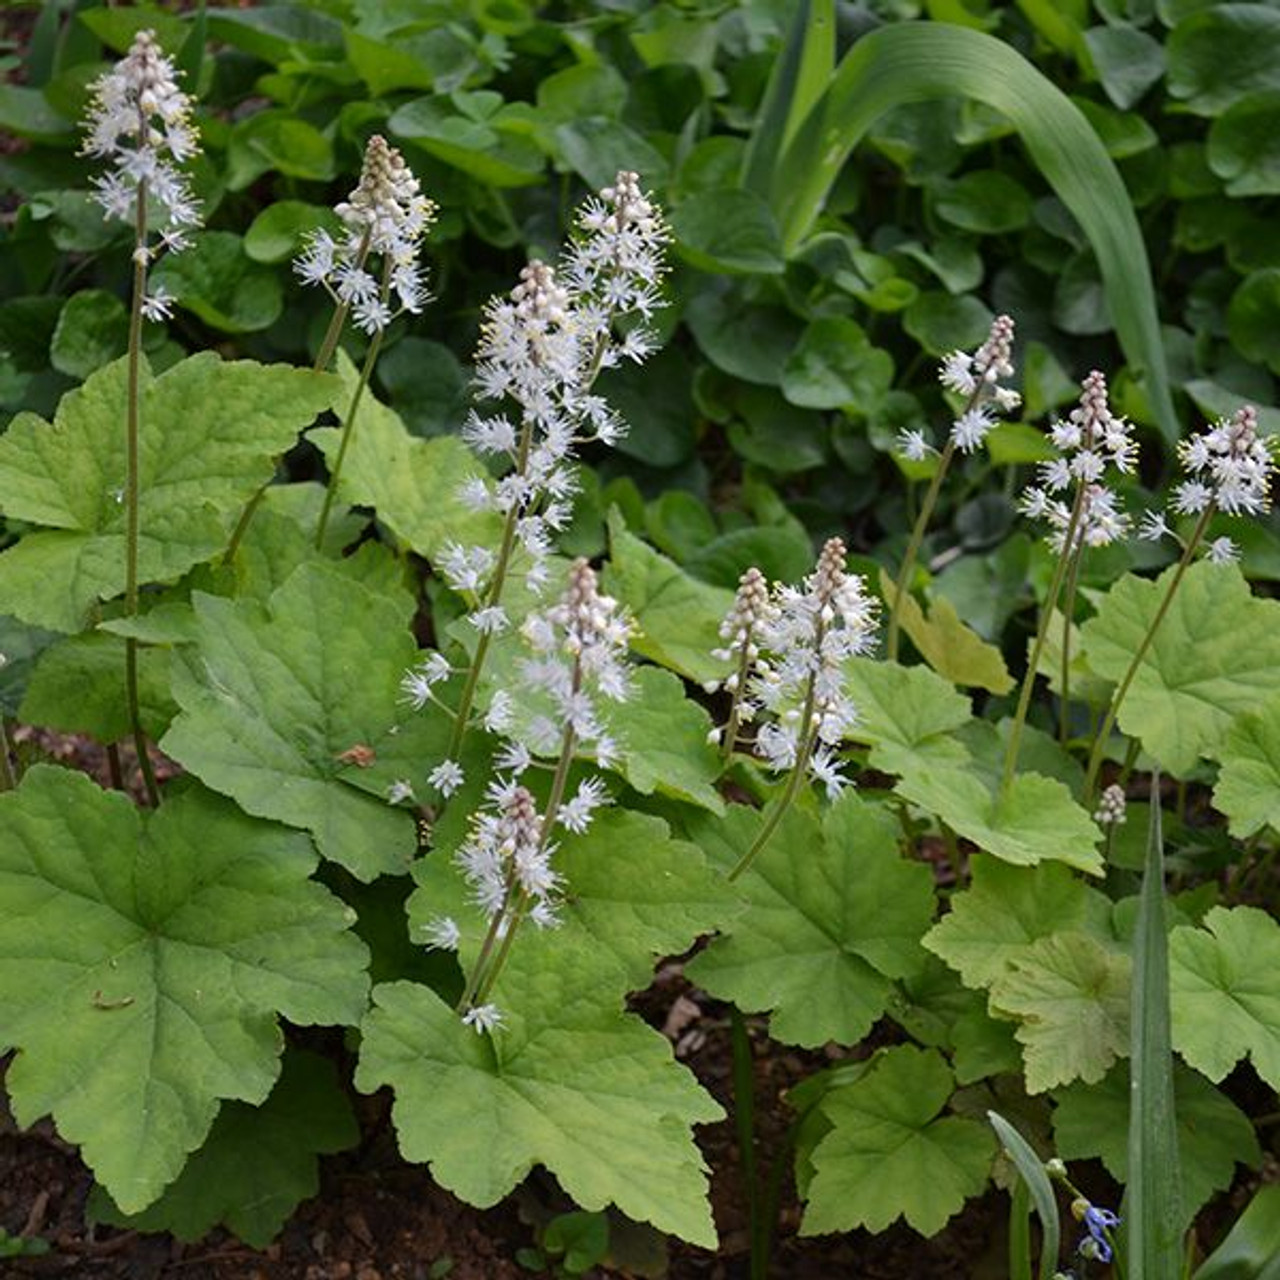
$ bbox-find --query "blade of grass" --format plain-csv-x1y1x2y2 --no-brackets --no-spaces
1126,781,1184,1278
766,22,1178,445
988,1111,1061,1280
1193,1186,1280,1280
742,0,836,196
1009,1176,1033,1280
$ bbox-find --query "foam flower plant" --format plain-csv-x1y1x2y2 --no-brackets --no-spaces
1003,371,1137,789
715,538,879,881
431,171,669,786
887,315,1019,660
80,28,203,806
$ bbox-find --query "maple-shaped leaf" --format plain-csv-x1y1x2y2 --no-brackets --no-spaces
1213,696,1280,838
846,661,1100,872
924,854,1112,989
685,794,935,1047
1081,561,1280,776
310,351,499,563
1054,1062,1260,1226
409,808,737,996
801,1046,994,1237
162,560,427,880
1170,905,1280,1091
89,1048,359,1247
0,354,337,631
356,931,723,1248
989,931,1131,1093
0,767,369,1214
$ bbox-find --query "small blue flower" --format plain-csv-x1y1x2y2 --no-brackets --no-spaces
1078,1204,1120,1264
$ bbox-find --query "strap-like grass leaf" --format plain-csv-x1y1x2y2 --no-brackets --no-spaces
987,1111,1061,1280
763,22,1177,443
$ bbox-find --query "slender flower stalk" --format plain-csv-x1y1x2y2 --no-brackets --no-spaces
887,316,1019,660
82,29,202,806
1002,372,1135,795
438,172,668,778
726,538,878,881
1082,405,1272,800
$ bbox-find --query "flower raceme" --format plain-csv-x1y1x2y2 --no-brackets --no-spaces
294,135,437,336
81,28,202,319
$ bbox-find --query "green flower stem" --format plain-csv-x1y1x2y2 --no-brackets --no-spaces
887,437,956,661
471,703,580,1009
0,717,15,792
728,614,825,883
1057,541,1086,745
1000,483,1089,799
314,256,393,550
446,420,534,763
1082,504,1214,803
124,167,160,808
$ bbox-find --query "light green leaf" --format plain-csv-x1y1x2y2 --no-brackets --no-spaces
89,1049,359,1247
801,1045,994,1236
1214,695,1280,837
1054,1062,1260,1227
989,931,1131,1092
878,570,1013,694
0,354,337,631
686,795,935,1047
310,352,499,564
1081,562,1280,776
356,941,722,1246
162,561,422,880
0,767,368,1213
612,666,724,814
1170,905,1280,1091
602,518,735,687
925,855,1110,989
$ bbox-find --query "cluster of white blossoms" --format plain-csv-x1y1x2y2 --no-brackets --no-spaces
449,171,670,611
294,135,436,334
897,315,1021,460
1019,370,1136,552
1093,783,1127,828
81,29,202,320
1139,405,1274,565
708,567,773,699
722,539,878,798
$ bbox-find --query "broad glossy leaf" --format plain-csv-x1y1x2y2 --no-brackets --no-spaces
357,938,722,1246
1214,696,1280,837
50,290,127,379
0,354,336,631
310,352,499,563
1208,91,1280,195
0,768,368,1213
1054,1062,1260,1226
925,855,1110,989
226,112,335,190
684,285,804,386
686,795,935,1047
89,1049,359,1247
670,188,785,276
1229,269,1280,371
781,316,894,410
989,931,1131,1092
1083,24,1166,110
151,233,285,333
1167,6,1280,116
932,170,1033,234
1170,906,1280,1090
162,561,423,880
1081,562,1280,776
802,1046,993,1236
